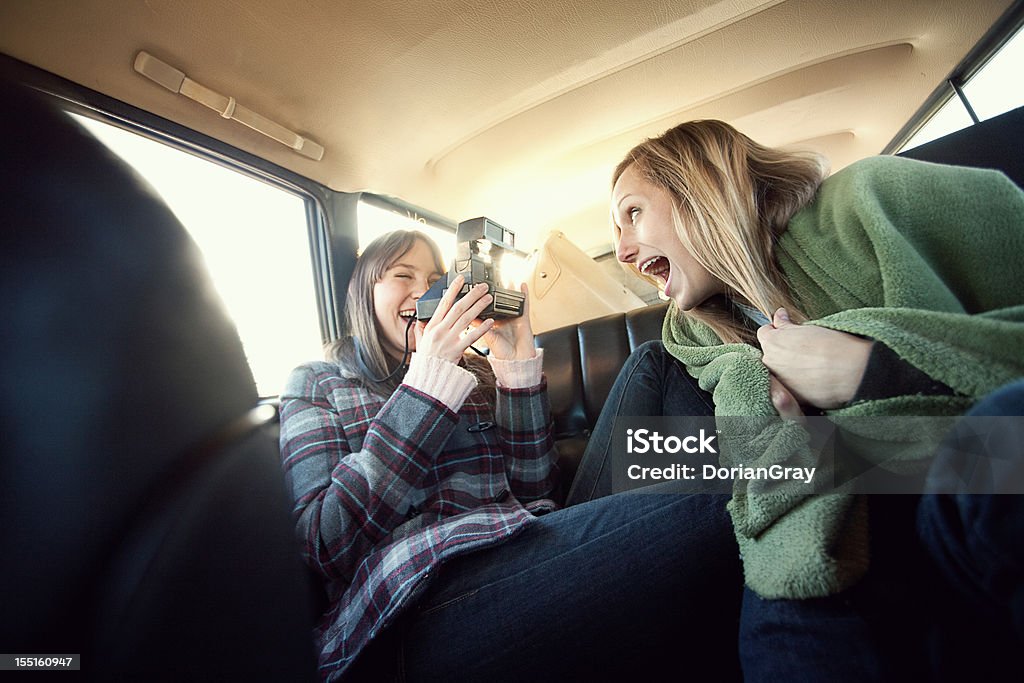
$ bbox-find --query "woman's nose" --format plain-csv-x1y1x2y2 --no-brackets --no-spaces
616,231,637,264
412,278,431,298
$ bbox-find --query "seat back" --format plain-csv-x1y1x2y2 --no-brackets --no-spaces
536,302,668,496
899,104,1024,189
0,80,316,681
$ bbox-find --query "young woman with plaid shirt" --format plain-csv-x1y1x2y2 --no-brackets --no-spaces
279,230,743,682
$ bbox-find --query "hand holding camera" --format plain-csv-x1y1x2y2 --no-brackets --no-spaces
481,282,535,361
415,217,526,322
414,275,495,364
415,217,532,362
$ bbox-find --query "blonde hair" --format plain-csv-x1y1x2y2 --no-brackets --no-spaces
613,120,828,343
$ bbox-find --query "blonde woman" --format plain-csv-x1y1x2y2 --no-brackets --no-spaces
573,120,1024,678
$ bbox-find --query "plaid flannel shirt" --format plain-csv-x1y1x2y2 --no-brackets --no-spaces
279,360,558,680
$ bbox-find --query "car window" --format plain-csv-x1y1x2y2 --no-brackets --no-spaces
357,199,454,257
899,25,1023,151
356,198,534,289
962,26,1024,120
72,114,324,397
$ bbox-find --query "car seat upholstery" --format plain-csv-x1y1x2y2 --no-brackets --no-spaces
536,302,668,501
0,79,317,681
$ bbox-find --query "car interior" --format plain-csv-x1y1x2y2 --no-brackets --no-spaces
2,0,1023,679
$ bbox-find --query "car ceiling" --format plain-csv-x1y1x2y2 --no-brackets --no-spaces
0,0,1015,256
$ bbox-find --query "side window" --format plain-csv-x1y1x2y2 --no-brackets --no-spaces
961,28,1024,120
356,199,454,258
898,26,1024,152
355,199,534,289
73,115,324,397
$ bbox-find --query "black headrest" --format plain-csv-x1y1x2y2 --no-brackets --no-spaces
0,79,314,679
899,104,1024,190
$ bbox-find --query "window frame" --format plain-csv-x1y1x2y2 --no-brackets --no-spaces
2,52,343,354
883,0,1024,154
358,192,458,237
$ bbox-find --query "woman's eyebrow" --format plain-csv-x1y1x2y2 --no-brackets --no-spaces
615,193,635,209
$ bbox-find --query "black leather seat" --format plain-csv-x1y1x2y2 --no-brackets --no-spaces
536,302,668,501
0,80,316,681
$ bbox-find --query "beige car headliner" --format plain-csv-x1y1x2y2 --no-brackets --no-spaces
0,0,1013,255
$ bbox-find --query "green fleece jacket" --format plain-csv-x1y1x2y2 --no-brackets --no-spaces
663,155,1024,599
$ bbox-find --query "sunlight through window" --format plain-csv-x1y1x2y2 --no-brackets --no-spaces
72,114,324,397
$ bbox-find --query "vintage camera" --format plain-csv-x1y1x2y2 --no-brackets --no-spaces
415,217,526,321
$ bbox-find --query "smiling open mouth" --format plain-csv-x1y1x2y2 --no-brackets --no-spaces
639,256,670,282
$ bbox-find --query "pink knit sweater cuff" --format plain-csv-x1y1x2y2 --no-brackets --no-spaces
487,348,544,389
404,353,478,412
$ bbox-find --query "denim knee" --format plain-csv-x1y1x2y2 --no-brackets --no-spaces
966,378,1024,417
623,339,670,373
917,378,1024,636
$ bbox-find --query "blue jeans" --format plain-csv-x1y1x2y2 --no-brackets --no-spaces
574,341,925,679
915,379,1024,680
739,495,935,681
347,484,743,682
346,341,741,681
570,342,1024,680
566,340,715,505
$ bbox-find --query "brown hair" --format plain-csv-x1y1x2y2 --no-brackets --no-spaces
612,119,828,343
327,230,494,398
